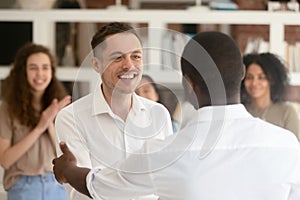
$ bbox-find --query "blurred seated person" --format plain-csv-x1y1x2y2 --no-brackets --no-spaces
241,52,300,140
136,74,179,133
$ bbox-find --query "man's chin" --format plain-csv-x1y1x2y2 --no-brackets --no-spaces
113,87,136,95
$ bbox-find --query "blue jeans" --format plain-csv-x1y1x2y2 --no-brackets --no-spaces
7,173,69,200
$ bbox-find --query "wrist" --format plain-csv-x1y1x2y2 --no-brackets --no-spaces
32,126,45,136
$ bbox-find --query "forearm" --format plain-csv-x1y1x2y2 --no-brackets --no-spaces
65,165,92,198
47,123,57,154
0,128,42,169
86,165,155,199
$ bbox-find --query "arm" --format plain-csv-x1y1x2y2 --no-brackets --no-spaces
47,96,71,154
55,105,92,168
48,122,57,154
53,142,91,197
0,99,63,169
53,142,155,200
284,105,300,140
0,97,70,169
0,127,45,169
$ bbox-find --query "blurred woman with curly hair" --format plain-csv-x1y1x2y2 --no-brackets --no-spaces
241,52,299,139
0,43,71,200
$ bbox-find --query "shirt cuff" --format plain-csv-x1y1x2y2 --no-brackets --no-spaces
86,167,101,199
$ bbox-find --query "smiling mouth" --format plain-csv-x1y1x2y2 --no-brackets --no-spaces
34,79,46,84
119,73,138,79
249,89,262,96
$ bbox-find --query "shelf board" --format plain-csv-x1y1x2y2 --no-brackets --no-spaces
0,66,91,82
1,66,299,86
0,66,182,87
1,9,300,25
1,9,300,87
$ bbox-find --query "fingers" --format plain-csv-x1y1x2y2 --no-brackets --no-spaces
58,95,71,110
37,100,59,132
41,96,70,125
52,98,58,104
47,99,59,114
52,158,56,165
45,96,70,116
52,157,67,184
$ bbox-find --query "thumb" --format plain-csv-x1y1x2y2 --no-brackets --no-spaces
60,141,77,162
59,142,70,154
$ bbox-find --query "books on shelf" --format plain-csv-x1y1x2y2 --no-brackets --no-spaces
286,42,300,72
244,37,269,55
244,37,300,73
161,31,190,70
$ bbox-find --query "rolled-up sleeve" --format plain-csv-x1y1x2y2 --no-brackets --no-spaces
87,166,155,200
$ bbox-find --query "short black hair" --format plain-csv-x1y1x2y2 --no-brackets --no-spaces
181,31,243,101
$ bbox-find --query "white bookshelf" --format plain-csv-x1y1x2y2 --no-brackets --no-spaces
0,9,300,87
0,66,182,92
1,8,300,199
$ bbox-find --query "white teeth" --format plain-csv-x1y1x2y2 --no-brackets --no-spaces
120,74,135,79
35,80,44,84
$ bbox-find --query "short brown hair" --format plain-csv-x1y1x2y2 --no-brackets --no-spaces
91,22,141,55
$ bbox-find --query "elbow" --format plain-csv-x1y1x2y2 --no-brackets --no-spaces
0,160,11,170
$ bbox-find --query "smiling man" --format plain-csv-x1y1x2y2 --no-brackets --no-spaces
53,31,300,200
55,22,173,200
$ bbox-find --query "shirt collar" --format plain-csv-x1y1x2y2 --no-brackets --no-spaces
193,104,252,122
131,93,147,114
92,84,147,116
92,84,110,116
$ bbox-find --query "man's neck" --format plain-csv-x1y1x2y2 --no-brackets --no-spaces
197,95,241,109
102,85,133,121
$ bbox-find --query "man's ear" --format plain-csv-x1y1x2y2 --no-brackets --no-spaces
184,74,195,92
241,64,246,80
92,57,102,73
183,74,199,109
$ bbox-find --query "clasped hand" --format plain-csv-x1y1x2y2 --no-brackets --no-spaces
52,142,77,184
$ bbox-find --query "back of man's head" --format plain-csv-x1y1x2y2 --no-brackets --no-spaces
181,31,244,104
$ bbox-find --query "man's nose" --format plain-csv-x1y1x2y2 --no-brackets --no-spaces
122,57,134,70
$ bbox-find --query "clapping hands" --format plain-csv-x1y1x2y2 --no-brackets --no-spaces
36,95,71,133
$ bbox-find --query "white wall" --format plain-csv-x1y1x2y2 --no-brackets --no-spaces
0,168,7,200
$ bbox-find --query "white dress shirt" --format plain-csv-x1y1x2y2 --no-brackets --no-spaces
86,104,300,200
55,84,173,200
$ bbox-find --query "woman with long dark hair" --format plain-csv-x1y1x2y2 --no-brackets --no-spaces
0,43,71,200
